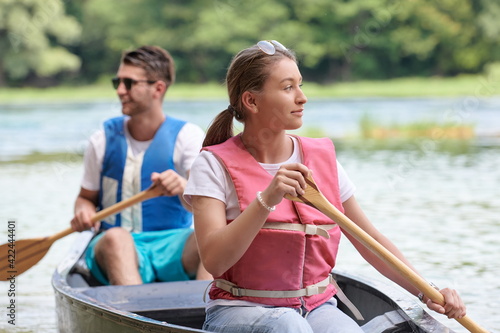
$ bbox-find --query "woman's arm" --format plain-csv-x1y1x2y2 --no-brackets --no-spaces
342,195,466,319
191,195,270,277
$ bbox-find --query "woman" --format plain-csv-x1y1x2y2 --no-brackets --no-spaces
184,40,466,333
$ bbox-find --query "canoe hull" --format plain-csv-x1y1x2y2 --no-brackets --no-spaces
53,231,455,333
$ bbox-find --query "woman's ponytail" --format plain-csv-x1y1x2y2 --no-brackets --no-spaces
202,107,235,147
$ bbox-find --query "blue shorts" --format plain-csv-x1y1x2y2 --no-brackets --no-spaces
85,228,194,285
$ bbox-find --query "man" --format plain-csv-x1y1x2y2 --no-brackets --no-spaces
71,45,210,285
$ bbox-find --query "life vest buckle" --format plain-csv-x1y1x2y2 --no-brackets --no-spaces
230,286,244,297
305,285,320,296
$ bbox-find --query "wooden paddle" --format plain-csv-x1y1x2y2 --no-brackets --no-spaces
0,184,163,281
285,175,489,333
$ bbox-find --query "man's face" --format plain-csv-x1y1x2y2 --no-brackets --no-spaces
114,64,156,116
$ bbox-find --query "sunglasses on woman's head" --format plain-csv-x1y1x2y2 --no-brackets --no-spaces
111,77,157,90
257,40,287,55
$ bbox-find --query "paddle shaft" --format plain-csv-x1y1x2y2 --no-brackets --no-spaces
48,184,163,243
0,183,164,280
293,187,489,333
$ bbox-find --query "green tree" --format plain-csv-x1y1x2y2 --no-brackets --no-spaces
0,0,81,86
477,0,500,66
3,0,499,85
385,0,491,75
73,0,209,83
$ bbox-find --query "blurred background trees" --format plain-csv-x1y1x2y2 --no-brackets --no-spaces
1,0,499,87
0,0,81,86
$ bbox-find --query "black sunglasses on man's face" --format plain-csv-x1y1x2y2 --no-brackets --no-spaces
111,77,157,90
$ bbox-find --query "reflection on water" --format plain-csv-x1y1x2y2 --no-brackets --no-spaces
0,98,498,332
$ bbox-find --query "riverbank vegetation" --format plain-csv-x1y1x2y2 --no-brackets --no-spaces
0,73,498,103
0,152,83,165
291,113,479,155
353,115,477,154
359,114,475,140
2,115,480,166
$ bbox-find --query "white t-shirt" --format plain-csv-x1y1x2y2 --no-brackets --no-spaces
81,119,205,191
184,136,355,217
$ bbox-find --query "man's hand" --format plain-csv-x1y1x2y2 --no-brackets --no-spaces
151,170,187,197
71,208,98,232
71,188,100,232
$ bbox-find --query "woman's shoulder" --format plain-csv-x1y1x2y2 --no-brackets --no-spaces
191,150,221,171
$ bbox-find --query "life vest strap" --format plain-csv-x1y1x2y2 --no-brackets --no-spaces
215,275,331,298
330,277,365,321
214,274,364,320
261,223,337,239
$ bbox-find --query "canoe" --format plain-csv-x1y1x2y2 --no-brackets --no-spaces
52,231,456,333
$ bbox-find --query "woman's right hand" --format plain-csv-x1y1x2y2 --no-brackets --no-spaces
260,163,311,208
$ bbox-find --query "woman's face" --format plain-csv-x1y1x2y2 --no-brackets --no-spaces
252,58,307,132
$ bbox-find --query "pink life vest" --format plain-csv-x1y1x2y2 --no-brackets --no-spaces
204,134,344,311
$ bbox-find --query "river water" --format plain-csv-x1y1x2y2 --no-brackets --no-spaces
0,97,499,332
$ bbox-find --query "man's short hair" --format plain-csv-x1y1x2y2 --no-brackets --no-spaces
121,46,175,88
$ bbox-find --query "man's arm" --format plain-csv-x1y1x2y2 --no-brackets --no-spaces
71,188,100,232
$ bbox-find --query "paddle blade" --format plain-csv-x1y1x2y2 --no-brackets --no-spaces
0,237,54,281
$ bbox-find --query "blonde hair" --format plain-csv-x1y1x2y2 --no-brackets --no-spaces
203,44,296,147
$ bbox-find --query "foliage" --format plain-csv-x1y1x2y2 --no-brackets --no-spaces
0,0,81,85
1,0,500,86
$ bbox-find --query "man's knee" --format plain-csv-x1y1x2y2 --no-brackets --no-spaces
96,228,134,254
183,232,198,254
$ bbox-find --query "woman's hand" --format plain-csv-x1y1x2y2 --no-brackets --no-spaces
423,288,466,319
260,163,311,208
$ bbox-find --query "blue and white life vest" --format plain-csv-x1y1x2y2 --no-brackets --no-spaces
98,116,192,232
